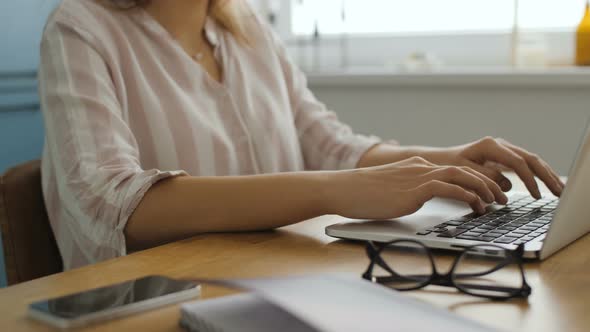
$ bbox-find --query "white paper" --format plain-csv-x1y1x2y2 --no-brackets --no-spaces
184,275,497,332
181,293,316,332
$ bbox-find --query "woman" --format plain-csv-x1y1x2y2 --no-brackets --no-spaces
39,0,563,269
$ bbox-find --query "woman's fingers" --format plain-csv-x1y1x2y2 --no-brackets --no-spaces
464,160,513,194
481,161,513,191
498,139,563,196
427,167,495,204
480,140,542,199
416,180,485,214
483,160,512,173
541,160,565,191
460,165,509,204
525,156,562,196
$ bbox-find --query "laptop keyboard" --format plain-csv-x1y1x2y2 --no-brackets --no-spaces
416,194,558,245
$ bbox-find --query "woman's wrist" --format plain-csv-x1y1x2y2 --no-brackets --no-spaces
357,144,448,168
408,146,453,165
306,170,347,216
357,144,406,168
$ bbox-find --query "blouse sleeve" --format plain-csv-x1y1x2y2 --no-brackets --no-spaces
39,20,185,265
265,25,386,170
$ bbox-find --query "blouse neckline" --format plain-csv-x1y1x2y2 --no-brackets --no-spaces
129,7,228,88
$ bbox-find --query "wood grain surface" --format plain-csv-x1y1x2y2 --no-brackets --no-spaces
0,175,587,332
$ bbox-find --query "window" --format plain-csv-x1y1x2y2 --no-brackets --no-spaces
251,0,588,70
291,0,587,36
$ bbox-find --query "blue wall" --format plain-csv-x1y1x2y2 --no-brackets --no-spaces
0,0,60,287
0,109,46,288
0,1,60,72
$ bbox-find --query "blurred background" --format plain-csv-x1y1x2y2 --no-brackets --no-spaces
257,0,588,69
1,0,589,287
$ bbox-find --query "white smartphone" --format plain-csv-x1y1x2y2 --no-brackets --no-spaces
28,275,200,329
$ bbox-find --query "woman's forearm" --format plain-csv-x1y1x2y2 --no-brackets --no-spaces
357,144,446,168
125,172,332,250
357,144,419,168
126,144,425,251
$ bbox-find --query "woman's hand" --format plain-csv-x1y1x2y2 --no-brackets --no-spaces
325,156,507,220
420,137,564,198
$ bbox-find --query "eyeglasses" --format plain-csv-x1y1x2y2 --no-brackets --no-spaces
362,240,531,300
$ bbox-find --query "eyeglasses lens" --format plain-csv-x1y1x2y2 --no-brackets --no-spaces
452,245,523,298
373,241,433,290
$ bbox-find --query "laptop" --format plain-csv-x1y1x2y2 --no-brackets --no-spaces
326,124,590,260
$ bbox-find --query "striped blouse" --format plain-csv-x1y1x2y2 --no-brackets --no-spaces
39,0,382,270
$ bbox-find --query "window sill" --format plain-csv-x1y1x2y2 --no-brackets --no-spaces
306,67,590,88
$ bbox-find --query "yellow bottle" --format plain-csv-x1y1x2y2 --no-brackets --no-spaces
576,0,590,66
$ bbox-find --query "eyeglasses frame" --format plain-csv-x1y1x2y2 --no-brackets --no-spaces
362,239,532,301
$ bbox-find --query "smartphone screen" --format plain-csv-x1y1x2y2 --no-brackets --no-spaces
29,275,198,320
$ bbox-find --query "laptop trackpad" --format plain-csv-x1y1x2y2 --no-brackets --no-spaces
327,198,474,238
397,198,473,228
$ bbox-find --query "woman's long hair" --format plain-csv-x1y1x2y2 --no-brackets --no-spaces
105,0,251,43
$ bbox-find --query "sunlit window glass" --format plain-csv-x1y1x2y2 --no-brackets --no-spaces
292,0,587,36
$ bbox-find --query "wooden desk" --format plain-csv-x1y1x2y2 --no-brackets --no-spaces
0,177,588,332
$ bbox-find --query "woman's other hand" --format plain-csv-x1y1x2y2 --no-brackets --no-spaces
325,156,507,220
422,137,564,199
